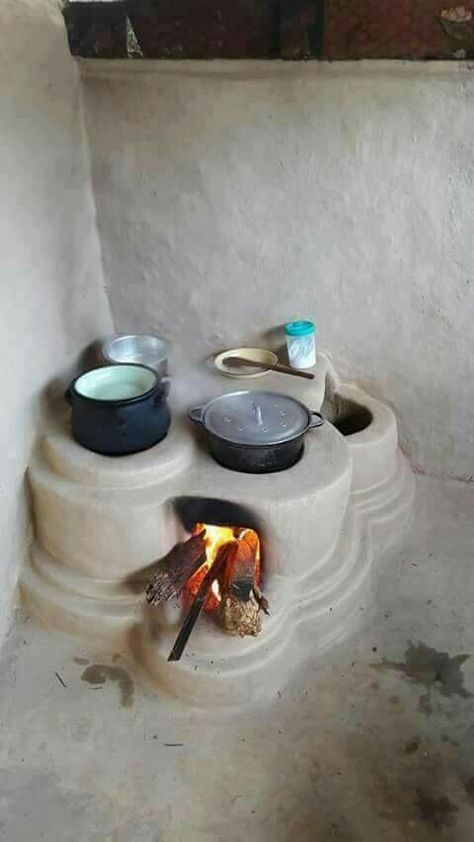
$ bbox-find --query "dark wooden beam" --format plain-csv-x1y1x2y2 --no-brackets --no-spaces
322,0,474,61
280,0,324,59
63,0,474,60
63,2,127,59
125,0,279,59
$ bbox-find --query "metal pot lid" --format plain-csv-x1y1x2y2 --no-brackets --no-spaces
202,390,310,446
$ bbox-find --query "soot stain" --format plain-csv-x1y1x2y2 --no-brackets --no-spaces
464,777,474,805
441,734,460,747
81,665,134,708
404,738,420,755
418,692,433,716
415,790,459,830
374,641,472,710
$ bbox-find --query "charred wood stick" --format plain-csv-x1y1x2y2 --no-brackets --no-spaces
220,530,258,602
145,530,206,605
168,542,235,662
220,536,258,602
219,534,266,637
238,531,269,613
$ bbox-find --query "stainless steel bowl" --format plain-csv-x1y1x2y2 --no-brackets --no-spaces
101,334,168,375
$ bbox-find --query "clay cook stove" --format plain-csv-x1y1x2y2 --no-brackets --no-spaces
21,354,415,707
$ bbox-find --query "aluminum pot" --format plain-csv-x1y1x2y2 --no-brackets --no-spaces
65,364,171,456
101,333,168,375
188,390,324,474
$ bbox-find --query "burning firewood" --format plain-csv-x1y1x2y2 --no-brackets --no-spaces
218,530,267,637
145,530,206,605
219,531,255,600
147,523,269,660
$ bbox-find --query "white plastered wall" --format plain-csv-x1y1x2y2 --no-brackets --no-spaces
0,0,113,641
81,60,474,481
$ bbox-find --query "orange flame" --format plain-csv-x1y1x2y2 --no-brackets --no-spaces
184,523,261,611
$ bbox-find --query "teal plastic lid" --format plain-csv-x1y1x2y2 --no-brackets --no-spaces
284,320,316,337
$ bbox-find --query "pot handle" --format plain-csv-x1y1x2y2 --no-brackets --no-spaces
64,385,73,405
308,411,324,429
154,376,171,404
188,406,205,425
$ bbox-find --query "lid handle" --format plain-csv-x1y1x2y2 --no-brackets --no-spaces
252,401,263,426
188,406,205,425
308,411,324,430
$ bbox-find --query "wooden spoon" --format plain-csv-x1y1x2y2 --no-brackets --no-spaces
223,355,315,380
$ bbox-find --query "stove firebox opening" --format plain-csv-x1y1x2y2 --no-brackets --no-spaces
145,497,268,661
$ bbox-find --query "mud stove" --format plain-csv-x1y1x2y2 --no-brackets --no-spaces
22,355,414,707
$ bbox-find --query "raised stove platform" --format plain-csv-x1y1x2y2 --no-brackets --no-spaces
22,355,415,707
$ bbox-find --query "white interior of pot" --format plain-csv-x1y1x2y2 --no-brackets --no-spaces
75,365,156,401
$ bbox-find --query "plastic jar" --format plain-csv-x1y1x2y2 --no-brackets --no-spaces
284,320,316,370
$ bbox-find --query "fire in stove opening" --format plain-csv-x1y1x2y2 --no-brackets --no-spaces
145,518,269,661
184,523,262,613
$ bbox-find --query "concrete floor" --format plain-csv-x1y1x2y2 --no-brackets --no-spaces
1,474,474,842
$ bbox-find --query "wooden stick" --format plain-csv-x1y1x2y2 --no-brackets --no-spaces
145,530,206,605
221,532,256,602
224,356,315,380
167,542,234,662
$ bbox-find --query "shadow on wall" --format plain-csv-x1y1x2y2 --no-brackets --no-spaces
38,341,104,429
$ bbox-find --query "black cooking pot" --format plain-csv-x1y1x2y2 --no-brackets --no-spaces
65,364,171,456
189,390,324,474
